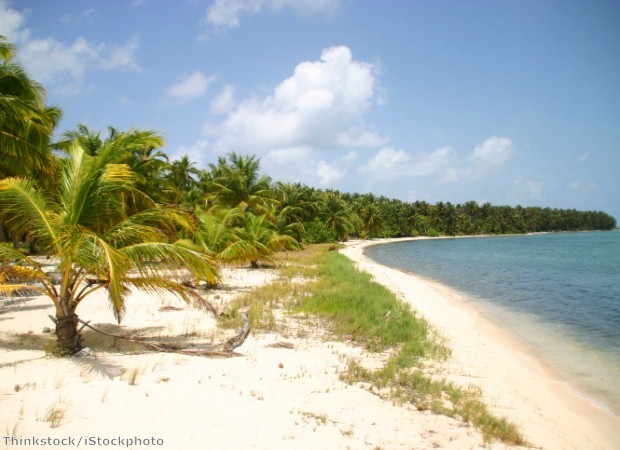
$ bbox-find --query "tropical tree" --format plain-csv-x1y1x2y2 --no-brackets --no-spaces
207,152,277,216
123,142,170,204
0,141,218,354
54,123,105,156
358,202,384,238
317,192,356,241
219,213,300,268
166,155,200,206
194,205,243,257
0,35,60,180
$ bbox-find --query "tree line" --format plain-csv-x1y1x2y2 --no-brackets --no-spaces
0,36,615,353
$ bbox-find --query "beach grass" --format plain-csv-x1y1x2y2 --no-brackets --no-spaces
290,245,524,445
218,244,525,445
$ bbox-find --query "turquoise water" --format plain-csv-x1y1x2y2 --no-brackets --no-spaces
365,231,620,415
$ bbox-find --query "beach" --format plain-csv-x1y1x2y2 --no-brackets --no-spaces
1,241,618,449
342,238,620,449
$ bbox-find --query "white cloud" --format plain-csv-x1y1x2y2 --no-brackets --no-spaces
335,128,387,147
262,146,356,187
464,136,515,180
172,140,211,168
209,84,236,114
0,0,29,42
359,137,514,189
204,0,340,29
359,145,457,180
100,37,140,71
1,1,141,95
207,46,382,155
165,72,215,104
315,160,344,186
17,36,141,95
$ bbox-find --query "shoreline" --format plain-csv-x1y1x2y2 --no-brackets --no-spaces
341,237,620,449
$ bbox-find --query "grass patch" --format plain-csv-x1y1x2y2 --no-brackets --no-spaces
293,246,525,446
295,250,446,357
42,397,69,428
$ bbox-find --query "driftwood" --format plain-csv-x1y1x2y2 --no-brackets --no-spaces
74,311,250,358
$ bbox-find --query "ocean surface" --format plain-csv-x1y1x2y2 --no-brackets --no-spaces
365,231,620,416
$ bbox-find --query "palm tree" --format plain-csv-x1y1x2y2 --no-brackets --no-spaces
167,155,200,206
194,205,243,257
54,123,104,156
317,192,355,242
359,203,383,238
0,36,60,180
0,141,218,354
207,153,277,216
219,213,300,268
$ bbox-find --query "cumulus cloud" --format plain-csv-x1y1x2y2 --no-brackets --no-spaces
207,46,383,155
204,0,340,29
359,146,457,180
359,137,515,187
0,0,28,41
261,147,356,187
209,84,236,114
0,1,141,95
165,72,215,104
464,136,515,180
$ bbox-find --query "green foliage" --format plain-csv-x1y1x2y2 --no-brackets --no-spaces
303,219,336,243
297,251,437,351
0,140,218,354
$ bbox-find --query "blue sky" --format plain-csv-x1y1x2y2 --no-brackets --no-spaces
2,0,619,220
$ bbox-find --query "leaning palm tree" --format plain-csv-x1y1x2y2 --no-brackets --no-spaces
0,141,218,354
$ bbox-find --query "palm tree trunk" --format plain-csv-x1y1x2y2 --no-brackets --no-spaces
55,310,82,354
0,221,6,242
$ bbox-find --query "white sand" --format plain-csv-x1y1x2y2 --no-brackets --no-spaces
1,244,618,449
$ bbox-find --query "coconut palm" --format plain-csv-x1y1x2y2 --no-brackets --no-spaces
166,155,200,206
0,35,60,180
317,192,355,242
194,205,243,257
207,153,277,217
0,141,218,354
124,144,170,203
219,213,300,268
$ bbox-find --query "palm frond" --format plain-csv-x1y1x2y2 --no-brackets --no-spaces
121,242,219,284
89,236,131,322
0,283,47,297
0,177,57,249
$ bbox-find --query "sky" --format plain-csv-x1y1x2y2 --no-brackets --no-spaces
1,0,619,221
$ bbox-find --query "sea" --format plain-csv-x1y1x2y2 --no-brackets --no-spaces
365,231,620,417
